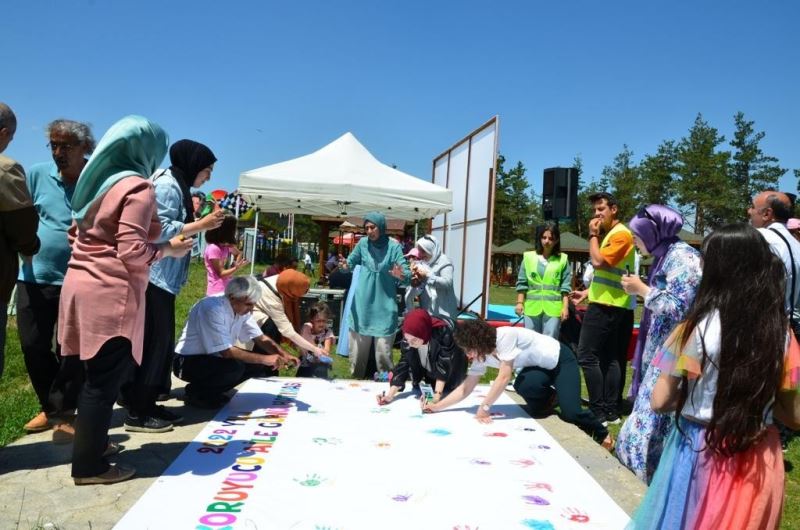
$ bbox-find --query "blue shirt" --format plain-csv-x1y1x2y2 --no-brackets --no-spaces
147,169,191,295
18,162,74,285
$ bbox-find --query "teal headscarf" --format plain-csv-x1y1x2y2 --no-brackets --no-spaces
363,211,388,249
71,115,168,223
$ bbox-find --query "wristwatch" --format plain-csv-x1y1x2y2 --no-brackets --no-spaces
588,233,600,240
480,404,490,412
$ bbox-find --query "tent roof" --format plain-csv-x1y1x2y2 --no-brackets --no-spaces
238,132,452,221
493,238,533,255
560,232,589,252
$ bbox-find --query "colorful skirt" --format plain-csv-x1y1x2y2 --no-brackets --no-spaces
627,418,784,530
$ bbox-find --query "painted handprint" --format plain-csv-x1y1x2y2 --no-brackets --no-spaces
483,431,508,437
522,495,550,506
511,458,537,468
452,526,479,530
391,493,413,502
294,473,326,487
312,437,342,446
521,520,555,530
428,428,451,436
524,482,553,493
561,507,590,523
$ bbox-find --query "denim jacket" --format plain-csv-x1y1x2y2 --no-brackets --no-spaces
148,169,191,295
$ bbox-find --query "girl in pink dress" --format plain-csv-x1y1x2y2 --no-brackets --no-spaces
203,212,247,295
59,116,192,485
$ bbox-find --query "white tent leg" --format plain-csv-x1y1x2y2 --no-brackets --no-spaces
250,209,259,275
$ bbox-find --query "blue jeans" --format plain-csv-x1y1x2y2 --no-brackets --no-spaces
524,313,561,339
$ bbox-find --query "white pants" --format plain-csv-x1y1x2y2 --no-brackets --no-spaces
348,331,396,379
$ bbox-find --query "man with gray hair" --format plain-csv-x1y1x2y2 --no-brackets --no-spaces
173,276,300,408
0,103,40,379
749,190,800,325
749,189,800,451
17,119,95,439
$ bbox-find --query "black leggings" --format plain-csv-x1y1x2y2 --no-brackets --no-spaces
72,337,136,478
514,343,608,443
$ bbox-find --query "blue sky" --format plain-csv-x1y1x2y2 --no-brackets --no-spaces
2,1,798,201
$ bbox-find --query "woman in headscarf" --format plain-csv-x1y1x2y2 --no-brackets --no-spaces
341,212,410,378
376,308,467,405
58,116,193,485
615,204,702,483
408,234,459,323
120,139,225,434
251,268,329,369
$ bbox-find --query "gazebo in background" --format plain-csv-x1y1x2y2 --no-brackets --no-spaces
490,232,591,289
491,239,532,286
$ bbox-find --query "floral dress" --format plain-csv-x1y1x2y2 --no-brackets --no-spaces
615,241,702,483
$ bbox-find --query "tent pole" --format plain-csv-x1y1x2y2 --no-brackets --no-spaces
250,208,259,275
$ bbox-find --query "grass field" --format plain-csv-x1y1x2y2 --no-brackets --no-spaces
1,261,799,527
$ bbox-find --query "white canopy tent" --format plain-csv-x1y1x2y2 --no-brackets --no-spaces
238,132,452,220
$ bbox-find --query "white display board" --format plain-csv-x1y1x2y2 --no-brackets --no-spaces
432,117,499,318
116,378,629,530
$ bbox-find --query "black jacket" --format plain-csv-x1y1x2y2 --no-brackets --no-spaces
392,325,467,394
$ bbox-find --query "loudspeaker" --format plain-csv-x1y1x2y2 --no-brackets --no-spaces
542,167,578,221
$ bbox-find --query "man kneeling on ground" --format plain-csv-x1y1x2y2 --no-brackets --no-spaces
173,276,299,408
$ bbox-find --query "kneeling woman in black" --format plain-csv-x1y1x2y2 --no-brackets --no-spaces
376,309,467,405
423,319,613,449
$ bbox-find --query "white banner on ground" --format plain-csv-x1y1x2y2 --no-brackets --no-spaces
115,378,629,530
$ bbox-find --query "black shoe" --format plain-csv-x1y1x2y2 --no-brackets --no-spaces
602,414,621,427
124,414,173,433
149,404,183,424
155,393,171,402
184,394,227,410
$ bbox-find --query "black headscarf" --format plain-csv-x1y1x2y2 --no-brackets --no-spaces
169,139,217,223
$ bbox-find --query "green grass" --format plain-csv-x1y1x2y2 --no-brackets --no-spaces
2,265,799,528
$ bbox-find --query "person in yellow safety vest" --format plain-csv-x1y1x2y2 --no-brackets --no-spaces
515,222,572,339
570,192,635,426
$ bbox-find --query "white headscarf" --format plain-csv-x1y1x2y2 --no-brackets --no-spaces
416,234,442,266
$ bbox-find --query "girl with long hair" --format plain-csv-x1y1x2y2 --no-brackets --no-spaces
629,224,800,529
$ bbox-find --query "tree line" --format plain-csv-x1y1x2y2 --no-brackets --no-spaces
492,112,798,245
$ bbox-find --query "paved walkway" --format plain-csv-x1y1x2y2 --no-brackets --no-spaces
0,378,645,529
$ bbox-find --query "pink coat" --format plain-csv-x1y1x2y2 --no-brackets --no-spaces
58,177,162,365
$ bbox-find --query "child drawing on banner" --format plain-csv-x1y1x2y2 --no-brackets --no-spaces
296,301,335,379
628,224,800,530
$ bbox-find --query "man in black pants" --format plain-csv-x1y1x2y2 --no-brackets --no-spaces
572,192,635,425
173,276,299,408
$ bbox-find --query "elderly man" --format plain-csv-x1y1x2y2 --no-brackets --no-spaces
573,192,635,425
17,119,95,439
342,212,410,379
0,103,40,379
749,190,800,327
749,190,800,452
173,276,299,409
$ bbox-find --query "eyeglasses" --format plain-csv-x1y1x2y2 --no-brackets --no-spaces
47,142,76,152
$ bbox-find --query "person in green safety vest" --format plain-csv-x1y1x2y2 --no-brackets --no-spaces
571,192,635,426
514,222,572,339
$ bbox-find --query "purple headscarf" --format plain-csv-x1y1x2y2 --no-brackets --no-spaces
627,204,683,398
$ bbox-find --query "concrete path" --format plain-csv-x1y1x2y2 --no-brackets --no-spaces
0,378,645,529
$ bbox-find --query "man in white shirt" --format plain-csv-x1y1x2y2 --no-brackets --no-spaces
173,276,299,408
749,190,800,451
749,190,800,324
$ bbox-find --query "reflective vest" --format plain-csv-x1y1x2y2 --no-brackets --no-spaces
522,251,569,317
588,223,635,308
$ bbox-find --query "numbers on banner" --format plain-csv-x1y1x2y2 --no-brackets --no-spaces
197,446,224,454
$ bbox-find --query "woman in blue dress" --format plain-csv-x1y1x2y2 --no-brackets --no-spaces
615,205,702,483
